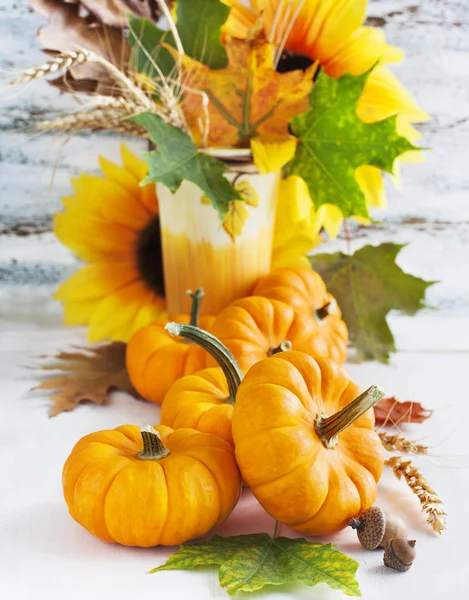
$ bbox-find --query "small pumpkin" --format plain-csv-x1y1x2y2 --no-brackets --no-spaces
232,351,384,536
126,288,215,404
161,323,244,444
253,266,348,363
63,424,241,546
210,295,331,373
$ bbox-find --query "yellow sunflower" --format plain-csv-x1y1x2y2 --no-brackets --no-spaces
54,144,166,343
224,0,430,226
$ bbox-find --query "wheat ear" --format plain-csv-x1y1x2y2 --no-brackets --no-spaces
10,50,91,85
379,432,428,455
386,456,446,534
36,108,148,137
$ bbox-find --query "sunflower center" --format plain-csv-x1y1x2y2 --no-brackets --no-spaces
136,216,165,297
276,50,315,73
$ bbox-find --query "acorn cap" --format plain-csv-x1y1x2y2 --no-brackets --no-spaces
348,506,386,550
383,538,416,572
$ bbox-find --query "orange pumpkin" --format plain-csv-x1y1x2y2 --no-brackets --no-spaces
210,295,331,373
161,323,244,444
253,266,348,363
126,289,215,404
232,351,384,535
63,424,241,546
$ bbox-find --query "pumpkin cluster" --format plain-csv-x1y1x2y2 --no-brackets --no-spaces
62,266,384,547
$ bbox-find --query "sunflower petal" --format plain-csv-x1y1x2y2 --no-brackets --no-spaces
355,165,386,209
88,281,150,342
99,156,142,197
54,212,137,261
358,66,430,125
54,262,138,303
318,204,344,239
326,26,404,77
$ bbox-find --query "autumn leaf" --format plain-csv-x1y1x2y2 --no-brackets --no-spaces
290,69,418,218
152,533,360,597
178,36,315,147
135,112,241,220
310,243,435,361
128,0,229,83
34,343,140,417
235,180,259,206
222,200,249,241
374,397,433,427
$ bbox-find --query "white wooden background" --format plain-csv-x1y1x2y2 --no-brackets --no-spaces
1,1,469,599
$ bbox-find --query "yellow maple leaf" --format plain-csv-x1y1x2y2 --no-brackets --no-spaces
235,180,259,206
223,200,249,241
251,136,297,174
176,35,315,147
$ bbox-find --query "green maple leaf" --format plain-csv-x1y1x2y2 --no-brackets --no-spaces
128,0,228,80
310,243,435,361
289,70,418,218
128,17,176,82
152,533,361,597
176,0,230,69
133,112,240,220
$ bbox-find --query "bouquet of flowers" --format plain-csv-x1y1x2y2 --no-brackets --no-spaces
13,2,445,596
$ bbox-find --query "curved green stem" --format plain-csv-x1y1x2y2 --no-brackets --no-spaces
315,385,385,449
165,322,243,404
186,288,204,327
138,425,171,460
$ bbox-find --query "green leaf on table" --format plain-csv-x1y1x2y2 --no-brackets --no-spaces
310,243,435,361
176,0,230,69
134,112,240,220
152,533,361,597
289,70,418,218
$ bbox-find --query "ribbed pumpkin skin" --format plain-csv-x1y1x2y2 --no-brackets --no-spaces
232,352,383,536
161,367,234,444
210,296,328,373
63,425,241,547
126,314,215,404
253,266,348,363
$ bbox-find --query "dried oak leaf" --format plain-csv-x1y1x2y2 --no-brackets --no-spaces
177,36,315,147
35,343,140,417
374,396,433,427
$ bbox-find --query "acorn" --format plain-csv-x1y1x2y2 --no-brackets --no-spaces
383,538,416,572
348,506,407,549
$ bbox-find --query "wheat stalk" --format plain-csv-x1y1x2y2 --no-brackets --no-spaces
386,456,446,534
36,108,148,137
379,432,428,455
10,50,91,85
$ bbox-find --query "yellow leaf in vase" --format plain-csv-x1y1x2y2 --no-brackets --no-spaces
235,180,259,206
222,200,249,241
251,136,297,174
177,36,315,147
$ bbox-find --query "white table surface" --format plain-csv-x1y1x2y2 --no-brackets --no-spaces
1,0,469,599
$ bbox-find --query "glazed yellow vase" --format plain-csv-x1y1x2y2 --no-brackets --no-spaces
157,154,279,315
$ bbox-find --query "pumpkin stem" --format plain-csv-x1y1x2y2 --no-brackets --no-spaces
315,384,385,449
315,298,337,323
138,425,171,460
186,288,204,327
269,340,292,355
165,322,243,404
